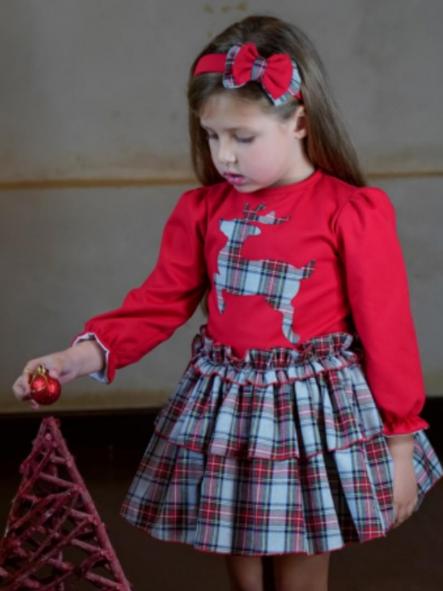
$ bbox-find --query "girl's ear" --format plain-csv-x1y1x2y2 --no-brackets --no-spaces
292,105,308,139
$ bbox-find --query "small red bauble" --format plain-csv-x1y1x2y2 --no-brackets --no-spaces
29,365,61,405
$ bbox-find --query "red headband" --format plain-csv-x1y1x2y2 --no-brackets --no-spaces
193,42,303,106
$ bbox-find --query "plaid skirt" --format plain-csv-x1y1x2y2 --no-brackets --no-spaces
120,324,443,556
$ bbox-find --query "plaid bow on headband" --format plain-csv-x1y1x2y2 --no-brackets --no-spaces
193,42,303,106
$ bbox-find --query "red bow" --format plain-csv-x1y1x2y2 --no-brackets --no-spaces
230,43,293,100
193,42,301,104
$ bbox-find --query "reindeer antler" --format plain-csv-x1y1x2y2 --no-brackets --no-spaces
243,202,266,216
243,202,290,225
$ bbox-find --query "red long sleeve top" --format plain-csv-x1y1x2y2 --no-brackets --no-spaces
71,168,429,437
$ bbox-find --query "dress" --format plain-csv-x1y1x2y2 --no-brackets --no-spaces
72,168,443,556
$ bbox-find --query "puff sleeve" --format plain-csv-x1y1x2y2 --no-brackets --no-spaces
70,187,208,383
335,187,429,437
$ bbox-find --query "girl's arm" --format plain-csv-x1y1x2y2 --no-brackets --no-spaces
386,433,417,528
66,339,106,376
387,433,414,455
70,187,209,384
335,187,429,438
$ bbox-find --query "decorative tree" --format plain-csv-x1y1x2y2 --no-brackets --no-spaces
0,417,132,590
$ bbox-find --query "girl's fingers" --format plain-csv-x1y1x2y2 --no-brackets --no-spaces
13,376,30,399
30,399,40,410
13,361,44,399
34,357,65,380
23,361,45,376
393,502,415,527
12,375,40,409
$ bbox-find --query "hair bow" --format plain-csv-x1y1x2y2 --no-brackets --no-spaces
193,42,302,106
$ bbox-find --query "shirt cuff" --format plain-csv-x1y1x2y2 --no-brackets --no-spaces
382,416,430,437
71,332,112,384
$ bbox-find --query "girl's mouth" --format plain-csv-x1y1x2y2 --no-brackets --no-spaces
224,172,247,186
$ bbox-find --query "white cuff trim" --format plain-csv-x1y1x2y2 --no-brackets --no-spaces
385,429,424,438
72,332,110,384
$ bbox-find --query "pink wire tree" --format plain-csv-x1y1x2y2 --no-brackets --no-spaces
0,417,132,590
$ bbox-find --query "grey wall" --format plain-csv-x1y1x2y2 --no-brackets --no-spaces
1,1,442,413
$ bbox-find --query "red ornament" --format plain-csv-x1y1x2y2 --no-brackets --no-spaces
29,365,61,405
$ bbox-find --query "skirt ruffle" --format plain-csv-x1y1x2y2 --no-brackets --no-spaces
152,328,384,460
121,324,443,556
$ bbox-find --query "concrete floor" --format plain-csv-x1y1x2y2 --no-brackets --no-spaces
1,412,443,591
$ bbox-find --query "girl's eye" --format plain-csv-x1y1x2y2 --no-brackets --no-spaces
204,131,218,141
203,130,254,144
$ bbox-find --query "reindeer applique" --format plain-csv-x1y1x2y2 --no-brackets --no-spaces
214,202,315,344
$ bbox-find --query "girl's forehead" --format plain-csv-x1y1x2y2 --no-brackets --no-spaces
199,92,271,126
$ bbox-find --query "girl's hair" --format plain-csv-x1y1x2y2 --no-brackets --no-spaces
187,15,367,187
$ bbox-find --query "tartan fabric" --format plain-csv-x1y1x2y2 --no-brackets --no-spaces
121,431,442,556
151,325,380,460
72,176,432,437
214,203,315,344
120,327,443,555
223,43,303,105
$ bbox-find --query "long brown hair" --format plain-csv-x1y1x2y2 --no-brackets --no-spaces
187,15,367,187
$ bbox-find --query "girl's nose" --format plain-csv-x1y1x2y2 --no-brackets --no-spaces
217,139,237,164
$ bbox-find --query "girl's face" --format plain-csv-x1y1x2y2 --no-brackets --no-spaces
199,91,313,192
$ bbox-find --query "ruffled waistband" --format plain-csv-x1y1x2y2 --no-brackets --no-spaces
189,325,363,387
192,325,361,367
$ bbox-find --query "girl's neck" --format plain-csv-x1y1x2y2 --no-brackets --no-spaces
277,159,315,187
241,167,322,202
272,145,315,188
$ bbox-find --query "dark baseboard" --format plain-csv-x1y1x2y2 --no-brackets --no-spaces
1,397,442,458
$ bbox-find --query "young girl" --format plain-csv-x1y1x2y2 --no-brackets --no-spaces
13,14,443,591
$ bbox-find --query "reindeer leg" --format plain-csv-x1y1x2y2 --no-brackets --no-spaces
214,276,225,314
279,261,316,343
281,307,301,344
270,290,300,345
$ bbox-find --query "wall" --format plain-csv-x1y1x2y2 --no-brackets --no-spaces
1,0,442,412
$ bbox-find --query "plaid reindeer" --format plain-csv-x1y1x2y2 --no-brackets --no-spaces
214,203,315,344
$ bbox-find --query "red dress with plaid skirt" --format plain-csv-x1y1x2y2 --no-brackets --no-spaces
72,168,443,556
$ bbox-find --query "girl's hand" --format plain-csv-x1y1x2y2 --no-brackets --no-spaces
12,350,79,410
387,435,418,528
12,341,105,410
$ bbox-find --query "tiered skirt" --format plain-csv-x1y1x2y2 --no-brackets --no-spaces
121,325,443,556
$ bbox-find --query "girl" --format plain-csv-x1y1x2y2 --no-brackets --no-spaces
13,15,443,591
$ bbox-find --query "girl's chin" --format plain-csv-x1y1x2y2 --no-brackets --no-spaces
231,180,265,192
224,176,262,191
